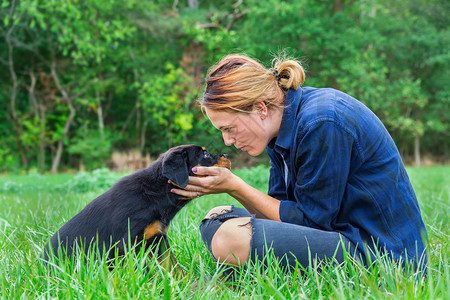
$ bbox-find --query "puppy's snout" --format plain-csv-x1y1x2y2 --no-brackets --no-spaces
214,154,231,169
222,154,229,159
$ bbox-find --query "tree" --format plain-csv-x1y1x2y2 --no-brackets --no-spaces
1,0,136,172
0,0,448,172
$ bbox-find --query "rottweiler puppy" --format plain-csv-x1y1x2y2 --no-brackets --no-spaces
43,145,231,269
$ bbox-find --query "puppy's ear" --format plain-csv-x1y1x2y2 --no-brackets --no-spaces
161,149,189,188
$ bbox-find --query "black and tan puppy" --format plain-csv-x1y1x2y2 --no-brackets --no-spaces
43,145,231,267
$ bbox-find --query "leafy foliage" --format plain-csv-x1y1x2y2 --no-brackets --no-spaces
67,129,114,170
54,168,123,193
0,0,448,172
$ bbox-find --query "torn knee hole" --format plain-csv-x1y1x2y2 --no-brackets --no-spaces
208,209,232,218
204,206,233,219
238,221,252,229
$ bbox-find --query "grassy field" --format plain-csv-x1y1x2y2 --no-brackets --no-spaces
0,166,448,299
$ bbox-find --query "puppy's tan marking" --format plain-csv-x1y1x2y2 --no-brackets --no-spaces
213,157,231,169
144,221,163,240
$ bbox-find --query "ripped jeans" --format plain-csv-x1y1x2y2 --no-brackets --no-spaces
199,205,361,270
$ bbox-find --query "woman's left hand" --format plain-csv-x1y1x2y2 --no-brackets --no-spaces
169,166,239,200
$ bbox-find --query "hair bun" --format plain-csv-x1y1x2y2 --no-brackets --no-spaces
272,58,305,91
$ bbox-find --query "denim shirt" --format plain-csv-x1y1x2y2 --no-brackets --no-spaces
266,87,427,264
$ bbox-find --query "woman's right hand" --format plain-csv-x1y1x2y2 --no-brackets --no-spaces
170,166,281,221
169,166,239,199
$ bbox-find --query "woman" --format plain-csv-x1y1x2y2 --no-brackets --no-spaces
171,54,427,270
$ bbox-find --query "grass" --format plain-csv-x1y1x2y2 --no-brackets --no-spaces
0,165,449,299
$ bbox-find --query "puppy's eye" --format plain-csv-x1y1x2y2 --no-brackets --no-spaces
204,152,211,158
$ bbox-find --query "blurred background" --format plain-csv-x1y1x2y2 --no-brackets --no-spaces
1,0,448,173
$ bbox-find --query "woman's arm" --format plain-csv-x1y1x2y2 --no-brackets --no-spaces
170,167,281,221
227,174,281,221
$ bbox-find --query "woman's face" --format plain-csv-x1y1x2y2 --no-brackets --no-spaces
205,107,276,156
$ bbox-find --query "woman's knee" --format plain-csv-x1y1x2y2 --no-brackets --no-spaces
211,217,252,266
203,205,233,219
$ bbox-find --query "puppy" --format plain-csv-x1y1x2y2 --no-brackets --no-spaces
43,145,231,269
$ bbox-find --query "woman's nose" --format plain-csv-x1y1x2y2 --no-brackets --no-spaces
223,132,235,146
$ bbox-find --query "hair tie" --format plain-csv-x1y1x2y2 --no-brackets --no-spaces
271,68,289,83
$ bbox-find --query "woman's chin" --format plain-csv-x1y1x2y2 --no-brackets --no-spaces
246,148,264,157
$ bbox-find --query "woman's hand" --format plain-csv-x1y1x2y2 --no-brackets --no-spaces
170,165,281,221
169,166,238,199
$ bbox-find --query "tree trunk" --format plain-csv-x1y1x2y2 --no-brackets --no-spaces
96,89,104,139
5,2,29,169
7,49,29,169
333,0,357,15
187,0,198,9
414,133,421,167
140,117,147,153
333,0,343,14
51,103,75,173
127,50,146,150
119,106,136,137
50,62,76,173
27,69,46,172
39,108,47,172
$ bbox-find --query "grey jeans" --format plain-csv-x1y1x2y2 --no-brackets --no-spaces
199,205,361,270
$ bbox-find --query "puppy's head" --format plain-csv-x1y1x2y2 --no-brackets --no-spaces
161,145,231,188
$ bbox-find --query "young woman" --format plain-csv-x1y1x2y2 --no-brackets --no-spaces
171,54,427,270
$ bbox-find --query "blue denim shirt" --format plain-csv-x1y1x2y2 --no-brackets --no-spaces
266,87,427,264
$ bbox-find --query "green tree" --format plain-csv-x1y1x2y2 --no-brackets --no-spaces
0,0,448,172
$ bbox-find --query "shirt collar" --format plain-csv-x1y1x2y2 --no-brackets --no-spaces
268,87,303,151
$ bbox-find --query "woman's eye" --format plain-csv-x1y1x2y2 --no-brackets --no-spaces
224,128,232,133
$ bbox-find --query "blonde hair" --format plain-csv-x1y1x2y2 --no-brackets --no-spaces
201,53,305,113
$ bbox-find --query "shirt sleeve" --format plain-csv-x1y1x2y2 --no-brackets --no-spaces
267,158,287,200
279,120,354,230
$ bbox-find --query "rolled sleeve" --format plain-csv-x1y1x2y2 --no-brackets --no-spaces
279,200,305,224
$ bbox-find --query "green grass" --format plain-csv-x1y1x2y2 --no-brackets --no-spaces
0,165,449,299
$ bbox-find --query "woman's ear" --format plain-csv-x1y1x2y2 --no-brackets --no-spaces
254,102,268,120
